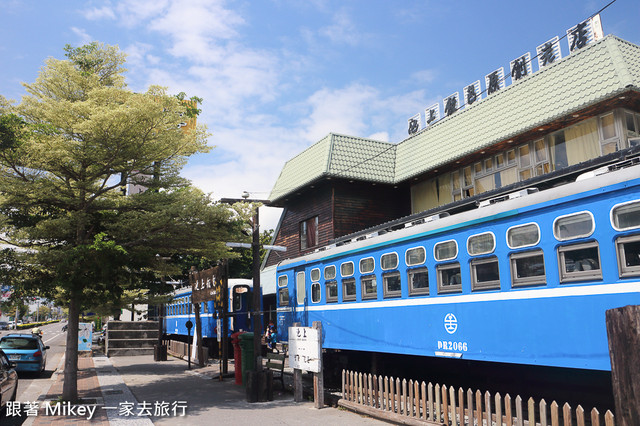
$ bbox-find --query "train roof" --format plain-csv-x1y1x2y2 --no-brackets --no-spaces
278,157,640,269
172,278,253,296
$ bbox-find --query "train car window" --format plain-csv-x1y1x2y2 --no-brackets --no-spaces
383,272,401,298
361,275,377,300
342,278,357,301
326,281,338,303
553,211,594,241
558,241,602,282
434,240,458,261
507,223,540,248
278,275,288,287
311,283,321,303
467,232,495,255
615,234,640,277
381,253,399,270
437,263,462,293
278,287,289,306
406,247,426,266
470,257,500,290
341,262,355,277
359,257,375,274
510,250,546,287
296,272,306,304
611,200,640,231
408,267,429,296
310,268,321,282
324,265,336,280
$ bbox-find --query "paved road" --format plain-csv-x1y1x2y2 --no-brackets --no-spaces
2,322,67,425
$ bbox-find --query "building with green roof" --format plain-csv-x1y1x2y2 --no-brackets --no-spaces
264,35,640,268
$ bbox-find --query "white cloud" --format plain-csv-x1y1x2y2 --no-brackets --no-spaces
302,84,380,142
70,27,93,45
83,6,116,20
319,10,366,47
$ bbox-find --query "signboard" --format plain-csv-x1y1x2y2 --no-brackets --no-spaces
288,326,321,373
78,323,92,351
404,15,605,128
190,266,221,304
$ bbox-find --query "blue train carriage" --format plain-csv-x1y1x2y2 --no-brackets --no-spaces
275,159,640,372
165,278,254,341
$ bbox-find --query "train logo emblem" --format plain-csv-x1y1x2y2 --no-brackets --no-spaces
444,313,458,334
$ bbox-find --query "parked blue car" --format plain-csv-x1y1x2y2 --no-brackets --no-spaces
0,334,49,374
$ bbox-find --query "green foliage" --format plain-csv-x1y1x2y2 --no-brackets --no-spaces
0,42,243,316
174,92,203,118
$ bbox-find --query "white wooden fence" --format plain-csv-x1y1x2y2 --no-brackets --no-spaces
341,369,615,426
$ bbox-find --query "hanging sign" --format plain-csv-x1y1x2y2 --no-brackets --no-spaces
190,266,221,304
404,15,604,128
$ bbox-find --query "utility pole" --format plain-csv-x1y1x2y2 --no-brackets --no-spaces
220,194,286,374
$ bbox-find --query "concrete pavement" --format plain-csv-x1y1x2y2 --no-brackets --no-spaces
13,351,386,425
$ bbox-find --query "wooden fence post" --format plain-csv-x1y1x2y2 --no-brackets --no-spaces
292,322,303,402
606,305,640,426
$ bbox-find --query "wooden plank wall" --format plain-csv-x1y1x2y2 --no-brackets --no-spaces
341,369,615,426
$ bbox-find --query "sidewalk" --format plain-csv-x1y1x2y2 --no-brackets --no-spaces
19,352,385,425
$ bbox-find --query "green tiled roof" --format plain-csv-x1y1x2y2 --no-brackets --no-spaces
268,134,395,201
269,35,640,203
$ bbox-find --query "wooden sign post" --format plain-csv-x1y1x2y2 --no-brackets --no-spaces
190,265,223,368
288,321,324,408
606,304,640,426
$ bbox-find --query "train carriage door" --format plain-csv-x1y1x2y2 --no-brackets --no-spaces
294,269,309,326
276,273,293,343
232,284,252,332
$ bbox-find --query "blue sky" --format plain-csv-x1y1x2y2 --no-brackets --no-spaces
1,0,639,230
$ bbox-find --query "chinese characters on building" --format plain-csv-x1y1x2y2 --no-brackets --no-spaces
407,15,603,135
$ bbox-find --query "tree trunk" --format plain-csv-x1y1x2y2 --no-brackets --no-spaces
62,295,80,401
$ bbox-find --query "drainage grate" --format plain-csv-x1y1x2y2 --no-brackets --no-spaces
104,390,124,395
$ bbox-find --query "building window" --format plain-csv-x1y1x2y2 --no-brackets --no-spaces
342,278,357,301
324,265,336,280
383,272,401,298
311,283,321,303
437,263,462,293
381,252,399,270
600,112,619,154
278,275,288,287
467,232,495,256
550,118,600,170
510,250,546,287
554,211,594,241
296,272,306,305
611,200,640,231
434,240,458,261
558,241,602,282
341,262,354,277
326,281,338,303
361,275,377,300
616,235,640,278
359,257,375,274
406,247,426,266
278,288,289,306
507,223,540,248
300,216,319,250
470,257,500,291
408,268,429,296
